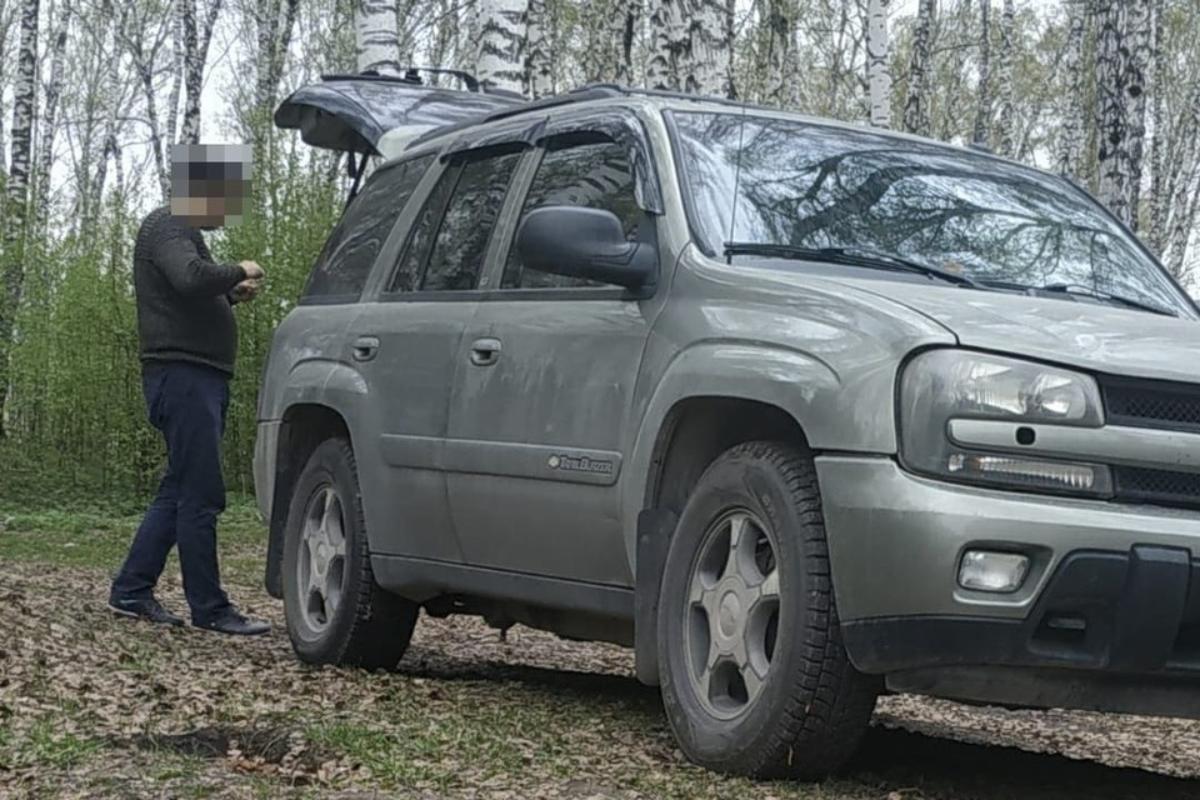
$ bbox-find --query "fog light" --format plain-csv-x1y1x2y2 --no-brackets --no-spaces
958,550,1030,593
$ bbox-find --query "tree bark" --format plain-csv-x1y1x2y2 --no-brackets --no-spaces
34,0,71,229
764,0,799,108
648,0,685,91
1126,0,1152,232
1148,0,1166,252
995,0,1015,155
1056,0,1086,177
1,0,40,437
681,0,733,97
180,0,223,144
867,0,891,127
355,0,399,72
972,0,992,146
524,0,553,98
1096,0,1132,226
476,0,525,94
902,0,935,135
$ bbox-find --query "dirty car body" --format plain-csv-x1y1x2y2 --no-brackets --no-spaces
257,77,1200,778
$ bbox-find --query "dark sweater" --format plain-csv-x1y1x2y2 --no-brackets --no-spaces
134,207,247,376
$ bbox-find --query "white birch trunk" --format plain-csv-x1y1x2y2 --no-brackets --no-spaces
972,0,992,146
1,0,40,436
648,0,684,91
764,0,799,108
180,0,223,144
612,0,640,85
1096,0,1132,226
1148,0,1166,252
34,0,71,229
996,0,1015,155
1126,0,1152,231
476,0,525,94
524,0,553,98
681,0,732,97
165,0,183,145
902,0,935,134
867,0,891,128
356,0,399,73
1056,0,1086,177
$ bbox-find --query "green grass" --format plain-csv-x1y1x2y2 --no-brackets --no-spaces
0,495,267,585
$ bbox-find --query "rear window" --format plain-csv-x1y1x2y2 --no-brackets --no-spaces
302,155,433,302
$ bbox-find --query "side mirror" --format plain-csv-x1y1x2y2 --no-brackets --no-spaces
515,206,656,290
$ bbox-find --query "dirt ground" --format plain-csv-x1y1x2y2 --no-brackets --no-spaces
3,521,1200,799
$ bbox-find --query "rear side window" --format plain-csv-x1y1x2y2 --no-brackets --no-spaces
501,137,639,290
302,155,432,301
391,151,522,293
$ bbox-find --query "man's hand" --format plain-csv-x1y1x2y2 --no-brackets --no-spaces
240,260,265,282
230,279,261,303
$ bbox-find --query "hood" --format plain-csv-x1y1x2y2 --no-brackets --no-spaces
838,277,1200,383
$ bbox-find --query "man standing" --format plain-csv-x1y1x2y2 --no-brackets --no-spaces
109,144,269,636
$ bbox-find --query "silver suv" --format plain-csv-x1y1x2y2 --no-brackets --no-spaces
257,76,1200,778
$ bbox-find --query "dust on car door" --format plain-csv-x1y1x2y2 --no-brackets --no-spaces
445,114,667,586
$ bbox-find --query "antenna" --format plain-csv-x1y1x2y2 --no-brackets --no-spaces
725,98,750,265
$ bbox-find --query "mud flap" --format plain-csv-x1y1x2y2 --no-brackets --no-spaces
634,508,678,686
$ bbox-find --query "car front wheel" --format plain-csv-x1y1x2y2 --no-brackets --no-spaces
656,441,879,779
282,437,417,669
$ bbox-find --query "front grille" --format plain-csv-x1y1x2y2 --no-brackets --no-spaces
1114,466,1200,510
1103,376,1200,432
1100,376,1200,509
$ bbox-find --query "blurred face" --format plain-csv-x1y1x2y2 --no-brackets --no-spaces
169,143,253,229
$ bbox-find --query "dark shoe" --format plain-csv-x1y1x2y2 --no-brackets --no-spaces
193,607,270,637
108,595,185,627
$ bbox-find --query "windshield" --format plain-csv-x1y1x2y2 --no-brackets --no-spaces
671,110,1194,316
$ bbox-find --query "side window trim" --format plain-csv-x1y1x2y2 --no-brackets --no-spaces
476,147,543,292
413,163,465,290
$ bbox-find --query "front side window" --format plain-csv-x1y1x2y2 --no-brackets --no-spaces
303,155,432,301
501,136,641,290
671,111,1194,316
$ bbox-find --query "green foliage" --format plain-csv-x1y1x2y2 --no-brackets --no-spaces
1,133,341,504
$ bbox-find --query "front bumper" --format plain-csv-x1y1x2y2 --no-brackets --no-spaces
817,456,1200,677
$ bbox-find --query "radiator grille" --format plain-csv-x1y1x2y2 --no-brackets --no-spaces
1114,466,1200,510
1103,377,1200,431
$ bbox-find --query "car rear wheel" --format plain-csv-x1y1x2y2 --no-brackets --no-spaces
656,441,879,779
282,437,417,669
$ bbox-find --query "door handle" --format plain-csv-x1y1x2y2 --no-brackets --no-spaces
469,337,502,367
352,336,380,362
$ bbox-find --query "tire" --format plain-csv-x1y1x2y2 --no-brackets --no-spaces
282,437,417,669
656,441,879,779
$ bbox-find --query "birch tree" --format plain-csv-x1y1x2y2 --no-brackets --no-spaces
1095,0,1132,225
1126,0,1152,230
475,0,525,93
524,0,553,98
1148,0,1167,252
763,0,799,108
34,0,72,228
996,0,1015,155
867,0,891,127
1056,0,1087,177
180,0,224,143
902,0,935,135
355,0,399,72
681,0,733,97
648,0,685,91
1,0,40,436
972,0,992,146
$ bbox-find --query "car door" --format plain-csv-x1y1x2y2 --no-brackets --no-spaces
445,128,663,585
350,147,525,561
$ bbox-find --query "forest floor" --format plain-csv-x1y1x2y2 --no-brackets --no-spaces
3,501,1200,799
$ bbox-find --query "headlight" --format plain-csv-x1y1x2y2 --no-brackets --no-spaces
899,350,1112,496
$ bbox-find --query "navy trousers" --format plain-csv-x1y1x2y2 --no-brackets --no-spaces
111,361,232,623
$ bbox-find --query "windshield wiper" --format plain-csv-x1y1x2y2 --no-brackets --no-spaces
724,242,986,289
1039,283,1178,317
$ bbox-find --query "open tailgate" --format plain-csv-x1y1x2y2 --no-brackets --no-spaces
274,73,524,157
